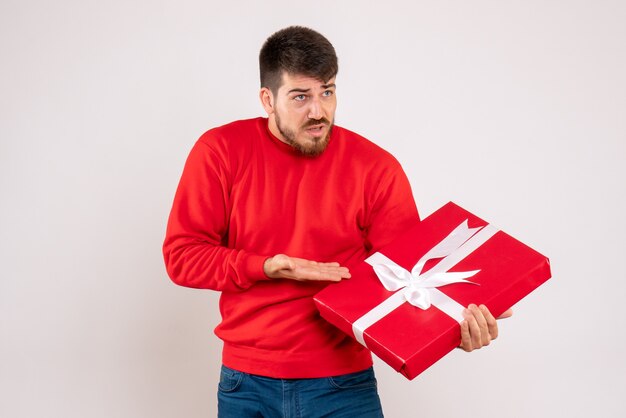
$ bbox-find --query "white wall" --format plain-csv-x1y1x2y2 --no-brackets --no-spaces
1,1,624,417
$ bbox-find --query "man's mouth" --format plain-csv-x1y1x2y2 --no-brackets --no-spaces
305,124,326,136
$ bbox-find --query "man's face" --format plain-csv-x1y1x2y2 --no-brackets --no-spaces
264,73,337,157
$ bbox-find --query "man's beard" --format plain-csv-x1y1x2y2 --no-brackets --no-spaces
275,113,333,157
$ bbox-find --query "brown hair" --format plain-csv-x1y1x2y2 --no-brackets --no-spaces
259,26,338,94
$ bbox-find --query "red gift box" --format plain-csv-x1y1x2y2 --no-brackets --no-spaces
314,202,551,380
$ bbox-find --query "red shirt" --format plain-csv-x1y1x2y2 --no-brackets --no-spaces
163,117,418,378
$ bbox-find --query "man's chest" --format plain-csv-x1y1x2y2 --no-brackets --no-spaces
224,159,371,257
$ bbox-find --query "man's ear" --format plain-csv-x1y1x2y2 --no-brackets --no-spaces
259,87,275,115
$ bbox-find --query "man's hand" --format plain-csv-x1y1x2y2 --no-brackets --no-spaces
263,254,351,282
459,304,514,352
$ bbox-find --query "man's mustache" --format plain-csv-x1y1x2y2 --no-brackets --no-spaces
302,118,331,128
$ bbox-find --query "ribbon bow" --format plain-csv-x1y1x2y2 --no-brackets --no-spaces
367,220,483,310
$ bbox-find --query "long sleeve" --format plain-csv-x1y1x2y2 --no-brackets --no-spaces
162,138,270,292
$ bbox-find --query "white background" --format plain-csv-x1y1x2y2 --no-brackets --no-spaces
2,1,625,417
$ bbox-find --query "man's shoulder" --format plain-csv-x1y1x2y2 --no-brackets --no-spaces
332,125,398,165
198,117,264,146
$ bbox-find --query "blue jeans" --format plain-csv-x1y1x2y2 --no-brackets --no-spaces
217,365,384,418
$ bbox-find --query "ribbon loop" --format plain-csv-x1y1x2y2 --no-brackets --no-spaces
366,219,487,311
403,286,431,309
372,263,413,291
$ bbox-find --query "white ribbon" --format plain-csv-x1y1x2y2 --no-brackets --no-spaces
351,220,499,347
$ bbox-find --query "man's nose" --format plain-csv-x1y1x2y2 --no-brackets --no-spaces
307,98,323,120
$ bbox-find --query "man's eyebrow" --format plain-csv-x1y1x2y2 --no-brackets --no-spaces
286,84,336,94
287,88,311,94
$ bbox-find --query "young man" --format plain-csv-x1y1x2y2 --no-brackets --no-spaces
163,26,510,418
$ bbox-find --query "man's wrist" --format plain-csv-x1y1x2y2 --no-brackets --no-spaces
263,256,273,278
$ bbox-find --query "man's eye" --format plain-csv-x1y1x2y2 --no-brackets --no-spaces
323,90,334,97
294,95,306,101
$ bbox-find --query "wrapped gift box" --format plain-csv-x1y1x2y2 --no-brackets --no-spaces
314,202,551,380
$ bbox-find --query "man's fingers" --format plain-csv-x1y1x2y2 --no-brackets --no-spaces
292,262,350,281
266,255,351,281
291,258,339,267
459,304,506,352
464,309,480,350
463,306,483,349
459,320,472,352
315,265,350,281
318,265,350,278
299,266,328,281
470,304,490,346
480,304,498,340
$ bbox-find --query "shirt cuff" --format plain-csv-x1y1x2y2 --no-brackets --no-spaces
240,253,272,284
